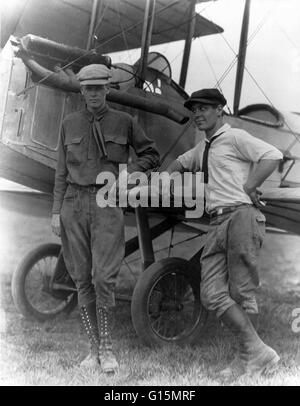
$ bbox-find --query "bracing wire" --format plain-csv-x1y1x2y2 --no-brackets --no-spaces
159,119,194,169
247,10,271,44
207,6,300,149
18,0,182,95
244,66,300,149
214,56,238,91
199,39,233,115
92,0,109,43
276,21,299,51
122,258,138,283
146,7,201,90
212,8,272,88
114,0,133,65
160,3,191,56
123,229,204,266
148,0,217,89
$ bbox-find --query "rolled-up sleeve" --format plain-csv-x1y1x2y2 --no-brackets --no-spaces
177,145,201,172
127,118,160,172
52,125,68,214
233,131,283,162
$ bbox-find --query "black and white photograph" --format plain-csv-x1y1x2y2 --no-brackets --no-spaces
0,0,299,388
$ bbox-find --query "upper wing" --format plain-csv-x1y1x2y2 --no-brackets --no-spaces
1,0,223,51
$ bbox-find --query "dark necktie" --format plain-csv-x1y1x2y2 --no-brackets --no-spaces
202,132,224,212
92,118,107,158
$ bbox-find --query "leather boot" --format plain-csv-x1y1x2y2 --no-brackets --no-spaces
219,342,243,379
219,313,259,379
97,306,119,374
220,305,279,377
79,302,100,369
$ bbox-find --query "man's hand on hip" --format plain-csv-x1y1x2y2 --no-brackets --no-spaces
243,184,265,208
243,159,280,208
51,214,61,237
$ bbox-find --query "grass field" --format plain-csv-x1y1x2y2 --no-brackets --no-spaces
0,203,300,386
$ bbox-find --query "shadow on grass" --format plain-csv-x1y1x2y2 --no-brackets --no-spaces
1,267,300,385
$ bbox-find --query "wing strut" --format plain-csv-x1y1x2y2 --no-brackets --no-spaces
233,0,251,115
86,0,100,50
137,0,156,87
179,0,197,89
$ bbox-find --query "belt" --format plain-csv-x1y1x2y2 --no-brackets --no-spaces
68,183,106,193
209,204,250,219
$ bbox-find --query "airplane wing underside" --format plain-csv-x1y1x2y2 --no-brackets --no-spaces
261,188,300,235
1,0,223,52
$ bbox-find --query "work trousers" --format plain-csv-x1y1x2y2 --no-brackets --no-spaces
200,205,266,318
60,185,125,308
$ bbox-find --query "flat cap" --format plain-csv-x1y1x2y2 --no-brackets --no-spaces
184,88,227,110
77,64,112,86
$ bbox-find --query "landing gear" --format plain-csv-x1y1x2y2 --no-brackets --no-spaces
11,212,209,346
131,257,208,346
11,243,77,321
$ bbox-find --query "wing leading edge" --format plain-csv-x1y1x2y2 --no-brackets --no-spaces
1,0,223,51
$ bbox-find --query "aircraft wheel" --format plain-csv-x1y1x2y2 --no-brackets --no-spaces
11,243,77,321
131,257,208,347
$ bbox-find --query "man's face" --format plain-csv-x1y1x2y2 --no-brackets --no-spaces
190,103,222,131
81,84,108,110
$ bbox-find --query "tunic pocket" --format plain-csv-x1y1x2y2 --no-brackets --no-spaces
65,136,83,165
105,133,128,163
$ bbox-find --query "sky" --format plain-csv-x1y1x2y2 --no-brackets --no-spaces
113,0,300,114
1,0,299,112
0,0,299,187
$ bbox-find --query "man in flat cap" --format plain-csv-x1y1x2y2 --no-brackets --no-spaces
51,64,160,373
164,88,282,378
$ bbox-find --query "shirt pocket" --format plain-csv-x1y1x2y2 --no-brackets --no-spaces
105,133,129,163
65,136,83,166
210,151,228,168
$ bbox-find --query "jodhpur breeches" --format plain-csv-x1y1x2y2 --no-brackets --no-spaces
60,185,125,307
200,205,266,318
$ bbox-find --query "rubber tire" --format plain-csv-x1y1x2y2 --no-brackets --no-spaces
11,243,77,321
131,257,208,347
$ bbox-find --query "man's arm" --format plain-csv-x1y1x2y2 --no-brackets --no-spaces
165,159,185,174
233,131,283,207
243,159,281,207
127,118,160,173
51,126,68,236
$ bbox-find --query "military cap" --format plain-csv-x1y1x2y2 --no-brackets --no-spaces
77,64,112,86
184,88,227,110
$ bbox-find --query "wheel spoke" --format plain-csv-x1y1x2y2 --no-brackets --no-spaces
131,257,208,347
23,252,75,315
147,270,201,341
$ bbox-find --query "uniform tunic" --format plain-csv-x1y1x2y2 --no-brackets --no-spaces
52,107,160,307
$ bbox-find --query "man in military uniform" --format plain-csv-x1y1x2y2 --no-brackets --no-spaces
164,88,282,378
51,64,160,373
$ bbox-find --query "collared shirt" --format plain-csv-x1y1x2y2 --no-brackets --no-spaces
52,107,160,214
176,123,283,212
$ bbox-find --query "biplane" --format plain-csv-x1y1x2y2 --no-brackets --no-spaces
1,0,300,347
